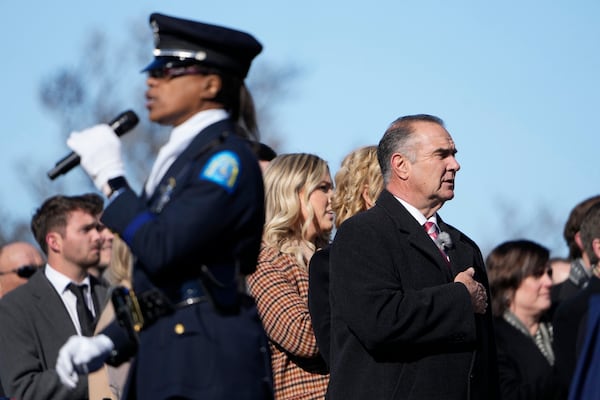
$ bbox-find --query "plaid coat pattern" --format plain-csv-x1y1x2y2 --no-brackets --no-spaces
247,244,329,399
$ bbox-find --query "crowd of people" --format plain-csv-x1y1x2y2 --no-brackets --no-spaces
0,11,598,400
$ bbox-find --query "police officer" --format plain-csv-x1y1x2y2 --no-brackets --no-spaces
55,13,272,399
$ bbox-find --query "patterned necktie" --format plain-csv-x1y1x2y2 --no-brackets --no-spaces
423,221,449,262
424,221,439,240
67,283,95,336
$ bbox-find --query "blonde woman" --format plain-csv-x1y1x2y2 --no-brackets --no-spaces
330,145,383,226
308,146,383,368
88,235,133,400
247,153,333,399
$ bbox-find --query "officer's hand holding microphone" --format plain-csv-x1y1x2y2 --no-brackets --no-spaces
55,124,123,387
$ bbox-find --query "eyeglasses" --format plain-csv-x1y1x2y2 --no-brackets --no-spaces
147,65,208,80
0,265,42,279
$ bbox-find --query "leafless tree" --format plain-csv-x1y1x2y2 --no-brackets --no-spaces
477,198,567,258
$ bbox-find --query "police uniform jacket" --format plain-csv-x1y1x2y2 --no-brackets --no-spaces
100,117,271,399
328,189,500,400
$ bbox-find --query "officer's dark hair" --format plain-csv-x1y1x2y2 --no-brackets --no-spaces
377,114,444,184
31,193,104,254
193,64,259,141
251,141,277,162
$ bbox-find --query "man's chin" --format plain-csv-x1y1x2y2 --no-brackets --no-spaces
84,258,102,270
99,255,111,268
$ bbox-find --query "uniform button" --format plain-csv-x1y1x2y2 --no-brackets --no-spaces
174,323,185,334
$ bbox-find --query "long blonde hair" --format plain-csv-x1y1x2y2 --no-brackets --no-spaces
262,153,331,269
332,146,383,228
103,235,133,287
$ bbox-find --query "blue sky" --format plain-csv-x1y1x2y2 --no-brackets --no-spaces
2,1,599,255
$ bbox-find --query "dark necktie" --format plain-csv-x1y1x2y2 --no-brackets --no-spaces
67,283,95,336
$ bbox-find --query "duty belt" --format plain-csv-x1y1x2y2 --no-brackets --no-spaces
164,279,208,308
111,265,244,338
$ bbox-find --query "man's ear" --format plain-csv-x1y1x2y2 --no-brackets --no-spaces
361,185,375,209
592,237,600,260
575,231,585,251
390,153,410,180
46,232,61,254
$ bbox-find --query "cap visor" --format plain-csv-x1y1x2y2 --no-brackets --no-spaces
141,57,172,72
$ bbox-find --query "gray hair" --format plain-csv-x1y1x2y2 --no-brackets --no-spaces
377,114,444,184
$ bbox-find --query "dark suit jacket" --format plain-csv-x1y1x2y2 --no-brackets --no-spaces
0,268,108,400
328,190,499,400
552,276,600,399
494,318,557,400
568,294,600,399
549,278,585,320
308,246,332,369
101,119,272,399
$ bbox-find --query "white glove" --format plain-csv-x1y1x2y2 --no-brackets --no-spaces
55,334,114,388
67,124,125,191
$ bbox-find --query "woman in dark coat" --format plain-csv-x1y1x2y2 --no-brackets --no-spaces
308,145,383,368
487,240,557,400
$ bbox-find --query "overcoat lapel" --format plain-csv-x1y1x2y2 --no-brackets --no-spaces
439,218,482,279
439,220,467,277
377,190,454,281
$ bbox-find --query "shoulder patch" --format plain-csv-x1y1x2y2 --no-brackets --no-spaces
199,150,240,193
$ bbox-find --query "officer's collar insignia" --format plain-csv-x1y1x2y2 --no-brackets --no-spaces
151,177,177,213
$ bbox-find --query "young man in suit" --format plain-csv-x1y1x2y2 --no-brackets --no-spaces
554,202,600,399
328,114,500,400
550,195,600,311
0,241,45,397
0,194,109,400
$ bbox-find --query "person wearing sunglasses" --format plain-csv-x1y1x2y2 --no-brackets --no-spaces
0,241,44,298
0,242,44,398
56,12,272,400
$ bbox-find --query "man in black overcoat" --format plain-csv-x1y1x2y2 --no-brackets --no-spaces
328,114,500,400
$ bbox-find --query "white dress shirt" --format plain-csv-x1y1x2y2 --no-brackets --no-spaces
394,196,440,243
45,264,96,336
144,109,229,195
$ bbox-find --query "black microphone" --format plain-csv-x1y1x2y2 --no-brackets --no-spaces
47,110,139,180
